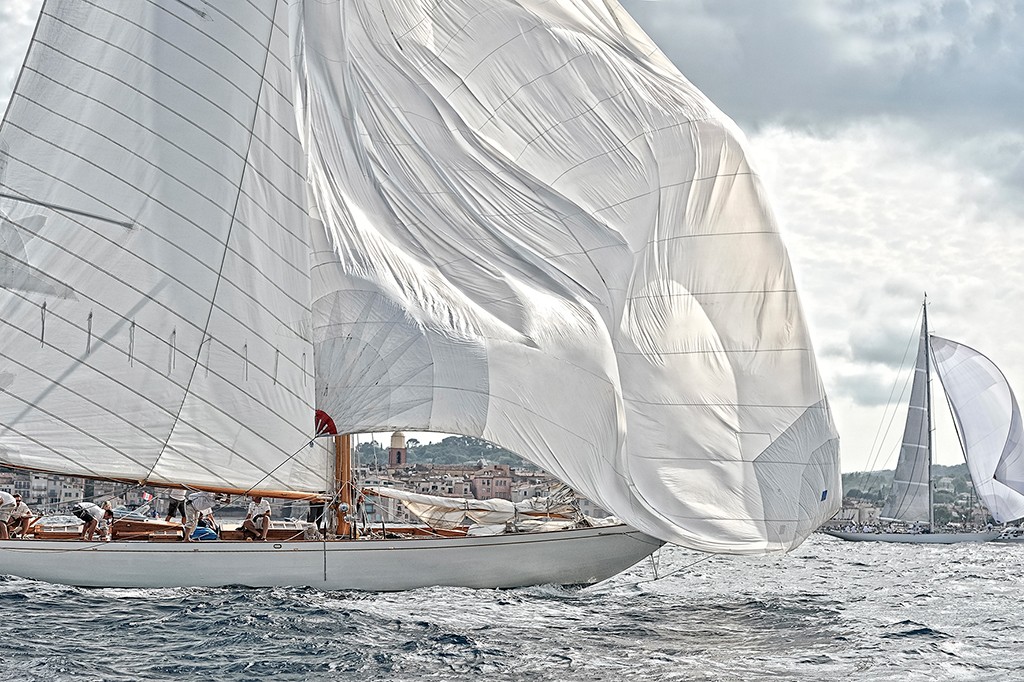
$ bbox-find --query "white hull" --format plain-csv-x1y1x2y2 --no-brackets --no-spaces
824,530,1000,544
0,525,662,590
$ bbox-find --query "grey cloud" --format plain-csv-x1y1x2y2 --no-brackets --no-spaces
623,0,1024,133
820,342,850,360
833,369,910,407
622,0,1024,214
848,322,920,368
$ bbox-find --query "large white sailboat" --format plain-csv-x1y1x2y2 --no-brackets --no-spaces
827,299,1024,544
0,0,839,589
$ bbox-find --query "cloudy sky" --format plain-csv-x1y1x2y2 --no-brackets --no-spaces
617,0,1024,472
3,1,1022,472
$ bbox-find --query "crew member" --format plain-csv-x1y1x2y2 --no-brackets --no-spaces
6,494,32,538
72,501,114,541
0,491,15,540
242,495,271,541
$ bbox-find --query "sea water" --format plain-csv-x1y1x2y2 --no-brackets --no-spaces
0,535,1020,681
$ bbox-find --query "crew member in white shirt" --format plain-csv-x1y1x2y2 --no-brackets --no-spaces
164,488,187,524
242,495,271,541
6,494,32,538
71,501,114,541
0,491,15,540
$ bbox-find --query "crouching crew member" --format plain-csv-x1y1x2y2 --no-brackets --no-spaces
184,490,222,541
72,501,113,541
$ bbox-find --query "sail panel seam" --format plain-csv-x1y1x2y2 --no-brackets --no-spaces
0,184,310,381
0,317,315,474
3,106,309,280
8,66,307,242
14,45,307,210
0,289,313,432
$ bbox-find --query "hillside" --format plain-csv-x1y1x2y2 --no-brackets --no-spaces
841,463,974,501
355,435,528,467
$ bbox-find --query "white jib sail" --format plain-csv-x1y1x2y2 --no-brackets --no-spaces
930,336,1024,523
880,316,932,524
293,0,840,553
0,1,325,492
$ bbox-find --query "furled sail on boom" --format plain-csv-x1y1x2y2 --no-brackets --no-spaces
0,0,840,554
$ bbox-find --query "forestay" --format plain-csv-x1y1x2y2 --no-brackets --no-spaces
930,336,1024,523
296,0,839,553
0,1,325,492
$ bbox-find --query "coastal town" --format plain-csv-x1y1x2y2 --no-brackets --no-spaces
0,433,991,535
0,432,611,525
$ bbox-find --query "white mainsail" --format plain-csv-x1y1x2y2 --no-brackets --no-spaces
930,336,1024,523
294,0,839,553
880,315,932,524
0,1,324,492
0,0,840,554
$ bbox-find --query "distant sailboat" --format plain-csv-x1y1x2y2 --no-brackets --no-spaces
827,299,1024,544
0,0,839,589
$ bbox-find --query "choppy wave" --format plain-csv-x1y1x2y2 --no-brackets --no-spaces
0,536,1022,681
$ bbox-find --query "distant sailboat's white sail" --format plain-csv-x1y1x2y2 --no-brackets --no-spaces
294,0,840,552
930,336,1024,523
0,1,325,492
881,317,932,524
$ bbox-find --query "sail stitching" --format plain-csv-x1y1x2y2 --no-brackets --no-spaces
547,119,708,187
0,422,108,480
470,41,595,135
0,198,310,385
0,0,49,125
51,0,301,149
0,318,318,482
0,311,316,490
512,86,631,163
3,114,309,301
12,41,305,211
149,0,299,116
8,67,307,250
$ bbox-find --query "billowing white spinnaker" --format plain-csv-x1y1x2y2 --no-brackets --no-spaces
294,0,839,552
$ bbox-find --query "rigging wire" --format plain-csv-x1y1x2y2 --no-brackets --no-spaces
630,550,714,586
871,304,931,522
863,305,923,474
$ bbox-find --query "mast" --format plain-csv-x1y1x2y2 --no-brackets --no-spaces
924,295,934,529
334,434,352,538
